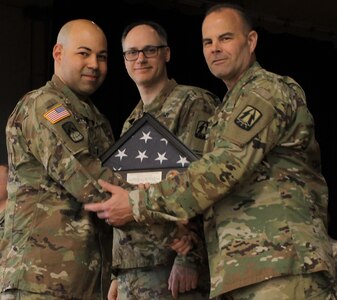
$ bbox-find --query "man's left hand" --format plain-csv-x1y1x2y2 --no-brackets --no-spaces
168,264,198,299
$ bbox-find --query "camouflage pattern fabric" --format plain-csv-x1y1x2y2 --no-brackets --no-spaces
0,75,120,299
0,290,65,299
331,237,337,295
112,79,220,297
117,266,210,300
0,210,5,262
215,271,336,300
121,79,220,156
129,62,336,298
0,210,4,241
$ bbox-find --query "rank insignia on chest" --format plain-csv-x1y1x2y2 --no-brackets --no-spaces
234,105,262,131
62,121,84,143
43,104,71,124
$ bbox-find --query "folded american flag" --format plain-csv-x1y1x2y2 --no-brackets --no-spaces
100,113,197,183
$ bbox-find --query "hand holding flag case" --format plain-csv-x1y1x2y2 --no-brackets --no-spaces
100,113,198,184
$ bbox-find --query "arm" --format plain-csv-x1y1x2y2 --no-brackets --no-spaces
85,88,280,225
87,77,305,225
168,215,207,298
176,91,220,157
24,99,121,203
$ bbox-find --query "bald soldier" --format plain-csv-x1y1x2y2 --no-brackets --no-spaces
0,19,124,300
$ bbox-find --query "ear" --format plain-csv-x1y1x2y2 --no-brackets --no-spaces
53,44,63,63
165,46,171,63
247,30,258,54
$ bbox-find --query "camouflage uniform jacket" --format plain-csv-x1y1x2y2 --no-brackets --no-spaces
1,75,119,300
0,210,4,239
112,79,219,271
129,63,335,297
121,79,220,156
0,209,4,255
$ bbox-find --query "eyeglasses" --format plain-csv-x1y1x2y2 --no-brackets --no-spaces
123,45,167,61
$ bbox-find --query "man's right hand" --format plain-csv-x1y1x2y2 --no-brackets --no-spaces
84,179,134,226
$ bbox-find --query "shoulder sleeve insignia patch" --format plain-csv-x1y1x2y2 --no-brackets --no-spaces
43,104,71,124
195,120,209,140
62,121,84,143
223,95,274,146
234,105,262,131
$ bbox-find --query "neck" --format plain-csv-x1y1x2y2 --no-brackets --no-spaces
138,78,169,105
225,58,256,91
0,199,7,212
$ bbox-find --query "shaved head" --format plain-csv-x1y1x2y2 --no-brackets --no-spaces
53,19,108,97
57,19,106,46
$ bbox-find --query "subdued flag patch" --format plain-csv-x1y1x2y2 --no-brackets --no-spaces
44,104,71,124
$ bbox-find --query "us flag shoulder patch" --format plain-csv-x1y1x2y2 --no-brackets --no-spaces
44,104,70,124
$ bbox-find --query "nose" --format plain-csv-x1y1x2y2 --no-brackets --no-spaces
210,41,221,53
136,50,147,62
87,54,99,69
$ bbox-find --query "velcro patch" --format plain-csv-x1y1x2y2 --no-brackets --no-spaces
223,94,275,146
44,104,70,124
62,121,84,143
234,105,262,131
195,120,209,140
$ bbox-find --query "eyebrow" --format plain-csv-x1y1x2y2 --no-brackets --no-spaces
77,46,108,54
124,44,159,49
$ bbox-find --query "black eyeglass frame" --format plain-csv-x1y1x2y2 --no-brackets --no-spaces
123,45,167,61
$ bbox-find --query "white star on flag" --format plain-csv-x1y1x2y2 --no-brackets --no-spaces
115,148,128,161
176,155,189,167
136,150,148,162
155,152,168,164
140,131,153,143
101,113,198,173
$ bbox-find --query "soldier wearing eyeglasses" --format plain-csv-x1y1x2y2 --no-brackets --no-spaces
107,20,220,300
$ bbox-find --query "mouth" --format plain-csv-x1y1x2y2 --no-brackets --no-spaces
212,58,226,65
82,74,99,81
134,66,151,71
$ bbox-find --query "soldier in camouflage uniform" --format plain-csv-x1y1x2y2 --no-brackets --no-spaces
0,19,124,300
107,21,219,300
85,4,337,300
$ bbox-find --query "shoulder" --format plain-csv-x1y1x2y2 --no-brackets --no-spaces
174,84,220,105
17,81,62,106
10,83,71,133
252,68,305,102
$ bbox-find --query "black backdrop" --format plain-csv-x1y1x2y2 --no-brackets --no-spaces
37,0,337,238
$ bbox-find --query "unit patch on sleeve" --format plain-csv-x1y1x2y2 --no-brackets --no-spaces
234,105,262,131
62,121,84,143
195,120,209,140
44,104,71,124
